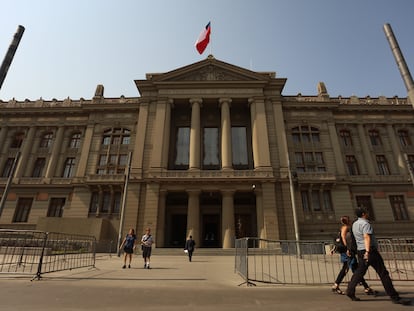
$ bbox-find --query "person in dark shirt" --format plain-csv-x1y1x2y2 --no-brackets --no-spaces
184,235,196,262
119,228,137,269
346,207,410,305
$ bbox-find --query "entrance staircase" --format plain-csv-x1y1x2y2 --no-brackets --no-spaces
151,248,236,256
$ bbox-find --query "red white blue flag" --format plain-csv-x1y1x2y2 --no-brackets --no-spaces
195,22,211,54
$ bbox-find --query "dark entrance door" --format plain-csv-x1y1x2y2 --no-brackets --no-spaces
168,214,187,248
202,214,220,248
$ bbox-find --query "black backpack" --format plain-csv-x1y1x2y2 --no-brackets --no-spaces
345,224,358,254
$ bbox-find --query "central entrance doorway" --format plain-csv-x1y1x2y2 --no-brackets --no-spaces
200,192,221,248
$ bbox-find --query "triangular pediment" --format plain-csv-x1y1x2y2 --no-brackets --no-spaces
147,55,274,82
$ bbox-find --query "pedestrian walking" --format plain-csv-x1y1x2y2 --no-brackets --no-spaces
346,207,411,305
119,228,137,269
331,216,375,295
141,227,153,269
184,235,196,262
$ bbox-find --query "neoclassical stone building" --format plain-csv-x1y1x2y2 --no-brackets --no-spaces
0,55,413,248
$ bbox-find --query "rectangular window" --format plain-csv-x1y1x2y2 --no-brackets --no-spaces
203,127,219,169
398,130,411,147
101,192,111,213
389,195,409,221
311,191,321,211
340,130,353,146
122,136,130,145
232,127,248,168
112,136,121,145
99,155,107,166
63,158,75,178
47,198,66,217
102,136,111,145
407,155,414,173
118,154,128,166
301,191,310,213
376,155,390,175
113,192,121,214
2,158,14,177
174,127,190,167
322,191,333,211
356,195,375,221
109,154,117,164
32,158,46,177
292,133,301,144
89,192,99,213
369,130,381,146
346,155,359,175
13,198,33,222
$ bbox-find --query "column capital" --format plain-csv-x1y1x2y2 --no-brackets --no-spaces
221,189,236,196
219,98,232,106
186,189,201,196
189,98,203,105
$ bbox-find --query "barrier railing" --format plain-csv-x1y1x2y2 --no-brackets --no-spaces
235,237,414,286
0,229,96,280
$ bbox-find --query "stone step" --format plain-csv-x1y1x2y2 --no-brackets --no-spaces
151,248,236,256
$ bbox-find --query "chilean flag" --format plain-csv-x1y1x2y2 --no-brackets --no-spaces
195,22,211,54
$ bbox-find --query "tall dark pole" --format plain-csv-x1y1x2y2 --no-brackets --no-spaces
383,23,414,106
0,25,25,90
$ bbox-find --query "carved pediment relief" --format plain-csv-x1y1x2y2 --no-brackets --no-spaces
169,64,252,81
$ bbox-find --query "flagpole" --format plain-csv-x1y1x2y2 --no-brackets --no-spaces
209,20,212,55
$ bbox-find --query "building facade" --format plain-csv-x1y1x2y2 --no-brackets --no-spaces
0,55,413,248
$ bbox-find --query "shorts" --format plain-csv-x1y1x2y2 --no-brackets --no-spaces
142,246,152,258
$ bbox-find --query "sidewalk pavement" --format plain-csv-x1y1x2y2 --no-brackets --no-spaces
0,253,413,310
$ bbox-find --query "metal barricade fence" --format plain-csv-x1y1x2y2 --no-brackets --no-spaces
0,229,96,279
235,237,414,286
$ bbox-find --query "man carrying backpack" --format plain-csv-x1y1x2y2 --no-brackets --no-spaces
346,207,411,305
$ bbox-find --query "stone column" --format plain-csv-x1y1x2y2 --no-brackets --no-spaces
186,190,200,246
249,98,271,169
156,190,167,247
255,189,265,240
189,98,202,170
221,190,235,248
327,122,346,175
150,99,169,170
357,124,376,175
14,126,36,179
75,124,94,177
386,124,405,175
45,126,64,180
219,98,232,170
131,101,149,175
161,100,172,169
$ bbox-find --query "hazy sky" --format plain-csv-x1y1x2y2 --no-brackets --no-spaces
1,0,414,101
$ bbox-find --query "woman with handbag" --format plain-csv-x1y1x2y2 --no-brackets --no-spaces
331,216,375,295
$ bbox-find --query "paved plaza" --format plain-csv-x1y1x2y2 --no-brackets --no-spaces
0,253,413,310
